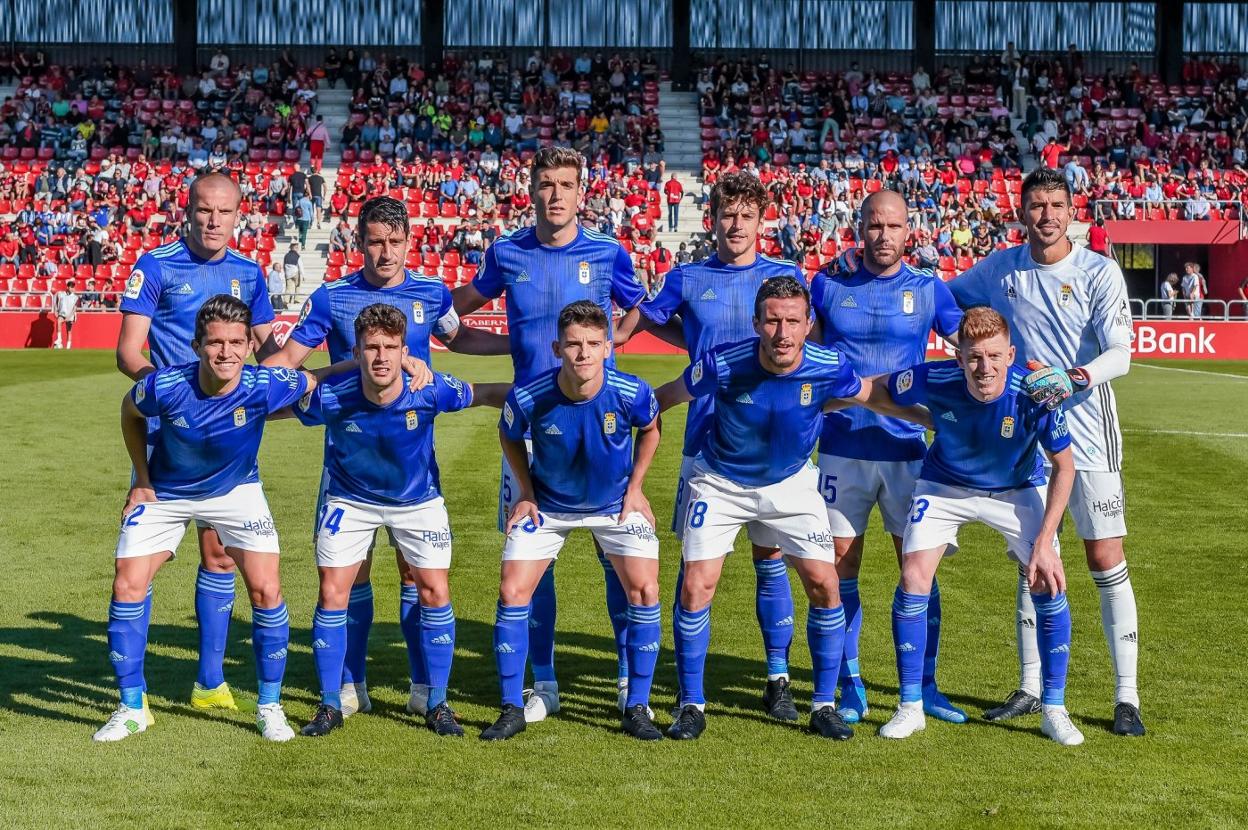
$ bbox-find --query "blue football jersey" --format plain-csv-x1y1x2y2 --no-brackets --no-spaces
288,269,457,364
500,367,659,514
120,240,276,368
641,253,801,456
131,363,307,500
685,338,863,487
295,372,473,506
811,263,961,461
472,226,646,384
888,360,1072,491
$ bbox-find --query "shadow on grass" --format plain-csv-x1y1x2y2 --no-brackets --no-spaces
0,609,827,738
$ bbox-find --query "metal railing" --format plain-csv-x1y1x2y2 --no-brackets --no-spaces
1139,298,1245,320
1090,199,1242,222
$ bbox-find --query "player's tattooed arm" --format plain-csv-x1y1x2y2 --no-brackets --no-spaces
620,415,661,527
251,323,281,361
441,323,511,355
120,394,156,518
843,375,934,429
500,429,540,532
1030,446,1074,598
468,382,511,409
655,377,694,412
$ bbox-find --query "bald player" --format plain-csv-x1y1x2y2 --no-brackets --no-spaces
117,172,281,714
810,189,964,725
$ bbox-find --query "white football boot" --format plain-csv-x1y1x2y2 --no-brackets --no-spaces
879,702,927,739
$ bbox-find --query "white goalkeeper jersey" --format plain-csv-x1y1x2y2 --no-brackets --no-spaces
950,243,1132,473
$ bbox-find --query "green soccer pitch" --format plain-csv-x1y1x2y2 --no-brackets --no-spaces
0,350,1244,828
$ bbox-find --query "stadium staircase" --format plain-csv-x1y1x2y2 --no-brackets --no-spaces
283,84,353,305
656,82,708,251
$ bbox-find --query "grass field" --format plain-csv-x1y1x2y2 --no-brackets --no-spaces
0,349,1245,828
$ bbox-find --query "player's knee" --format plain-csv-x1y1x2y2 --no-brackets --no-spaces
627,579,660,607
111,573,149,603
679,576,716,611
417,581,450,608
200,548,235,572
1084,537,1125,571
498,580,533,608
750,544,781,562
247,581,283,609
899,561,933,595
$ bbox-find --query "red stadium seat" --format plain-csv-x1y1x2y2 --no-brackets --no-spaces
3,294,21,309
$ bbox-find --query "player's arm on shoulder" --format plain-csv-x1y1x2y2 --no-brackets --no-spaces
660,350,718,411
466,381,511,409
251,322,280,361
441,319,511,354
116,312,155,380
844,373,934,430
1079,262,1133,386
262,291,325,368
452,281,492,316
655,371,695,412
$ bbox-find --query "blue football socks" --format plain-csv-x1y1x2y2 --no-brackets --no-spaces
754,558,794,680
251,602,289,706
194,567,235,689
625,603,661,708
420,603,456,709
528,565,557,684
494,602,530,708
342,582,373,687
311,606,348,710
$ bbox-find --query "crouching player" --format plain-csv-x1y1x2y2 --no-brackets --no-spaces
96,295,321,743
291,304,506,738
481,300,663,742
874,307,1083,746
654,276,930,741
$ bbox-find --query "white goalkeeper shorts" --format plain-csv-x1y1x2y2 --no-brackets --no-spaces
1054,468,1127,541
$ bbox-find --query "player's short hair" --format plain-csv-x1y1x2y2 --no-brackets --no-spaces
531,147,584,180
958,306,1011,343
187,172,242,210
557,299,609,336
753,275,810,318
354,303,407,342
357,196,410,239
709,171,769,217
1020,167,1072,207
194,294,251,342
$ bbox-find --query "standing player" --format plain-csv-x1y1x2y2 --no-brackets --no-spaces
868,307,1083,746
615,171,804,721
115,172,280,715
95,296,319,742
268,195,507,719
809,189,964,725
951,168,1144,736
482,301,662,742
655,277,930,740
52,278,80,349
292,304,506,738
453,147,647,723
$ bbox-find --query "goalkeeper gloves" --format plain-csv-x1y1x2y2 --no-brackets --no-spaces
1023,360,1089,410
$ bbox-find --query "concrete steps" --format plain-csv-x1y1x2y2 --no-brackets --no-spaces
657,82,708,250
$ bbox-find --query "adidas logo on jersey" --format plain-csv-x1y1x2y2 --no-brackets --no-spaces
898,642,917,653
700,288,717,300
430,633,454,646
345,422,363,433
941,411,957,422
515,270,531,283
312,638,330,650
171,416,190,428
840,295,858,308
544,424,563,435
495,642,516,654
175,283,193,294
638,641,660,653
735,392,754,404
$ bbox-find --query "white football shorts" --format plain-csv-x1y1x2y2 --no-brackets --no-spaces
115,482,280,559
502,511,659,561
1057,468,1128,541
316,495,453,569
497,438,534,533
680,458,836,563
673,454,779,547
816,453,922,538
900,479,1060,565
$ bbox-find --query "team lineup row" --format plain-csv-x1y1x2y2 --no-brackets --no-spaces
95,148,1145,745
